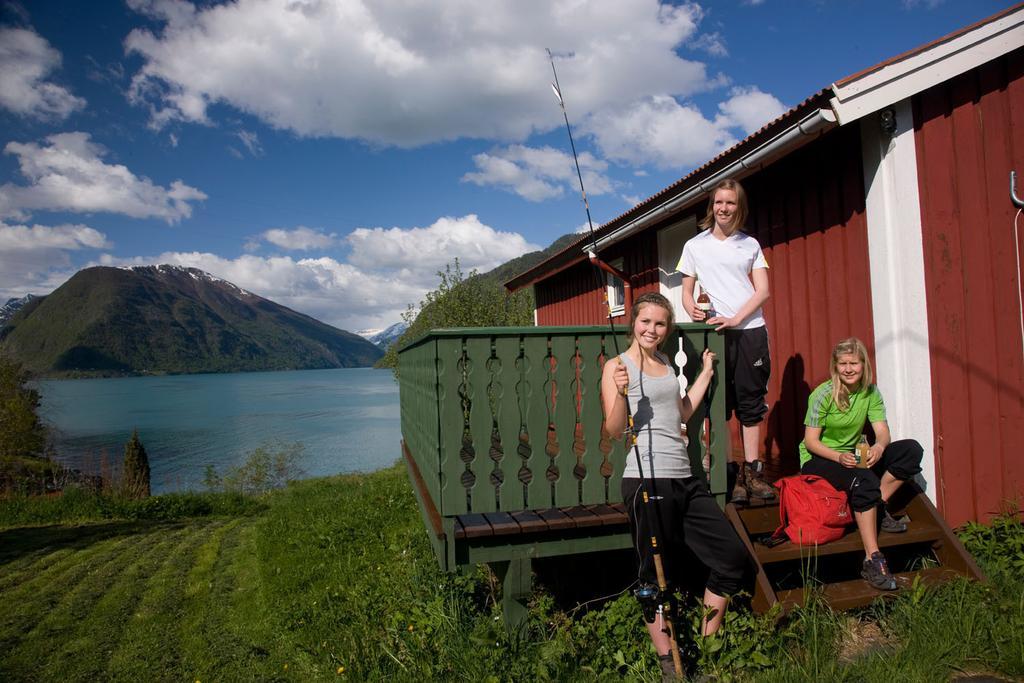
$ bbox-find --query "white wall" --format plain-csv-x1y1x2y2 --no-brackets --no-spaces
860,97,937,501
657,215,699,323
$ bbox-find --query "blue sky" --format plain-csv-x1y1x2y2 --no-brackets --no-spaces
0,0,1013,333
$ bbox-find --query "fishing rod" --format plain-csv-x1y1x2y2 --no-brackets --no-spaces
546,48,684,678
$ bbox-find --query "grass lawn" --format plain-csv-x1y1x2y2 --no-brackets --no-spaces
1,464,1021,681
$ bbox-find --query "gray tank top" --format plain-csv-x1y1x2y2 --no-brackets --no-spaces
619,351,691,479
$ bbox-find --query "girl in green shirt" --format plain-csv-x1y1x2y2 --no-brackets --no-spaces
800,337,923,591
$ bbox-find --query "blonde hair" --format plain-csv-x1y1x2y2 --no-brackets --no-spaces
627,292,674,349
829,337,873,411
698,178,749,232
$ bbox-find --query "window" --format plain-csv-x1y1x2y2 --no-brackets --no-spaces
606,258,625,317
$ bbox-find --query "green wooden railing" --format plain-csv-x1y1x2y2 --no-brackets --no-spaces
398,324,728,520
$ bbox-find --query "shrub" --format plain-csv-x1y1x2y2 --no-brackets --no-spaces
0,354,47,460
204,441,305,495
122,429,151,498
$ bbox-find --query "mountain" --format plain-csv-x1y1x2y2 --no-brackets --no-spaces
358,322,409,349
0,265,382,377
0,294,40,327
482,232,578,284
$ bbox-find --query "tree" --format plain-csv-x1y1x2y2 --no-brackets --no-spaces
0,354,47,459
378,259,535,369
123,429,151,498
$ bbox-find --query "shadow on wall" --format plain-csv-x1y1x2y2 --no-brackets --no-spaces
764,353,810,475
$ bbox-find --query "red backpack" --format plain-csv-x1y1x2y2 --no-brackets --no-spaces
772,475,852,545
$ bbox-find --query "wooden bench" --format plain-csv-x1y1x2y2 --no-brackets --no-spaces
404,441,635,624
726,481,986,613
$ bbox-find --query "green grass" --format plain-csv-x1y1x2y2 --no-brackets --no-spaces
1,465,1022,682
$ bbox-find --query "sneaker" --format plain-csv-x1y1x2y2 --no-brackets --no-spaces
880,506,908,533
861,551,898,591
744,460,777,500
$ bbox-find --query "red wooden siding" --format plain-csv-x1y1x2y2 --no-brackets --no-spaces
914,47,1024,526
748,125,874,467
535,230,662,326
535,125,875,469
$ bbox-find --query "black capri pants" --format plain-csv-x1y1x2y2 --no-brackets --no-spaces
724,327,771,426
800,439,923,512
622,477,750,597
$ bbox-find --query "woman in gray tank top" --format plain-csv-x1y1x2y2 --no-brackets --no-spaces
601,292,750,680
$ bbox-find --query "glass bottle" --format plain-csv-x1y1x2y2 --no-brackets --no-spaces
696,283,713,320
856,434,870,468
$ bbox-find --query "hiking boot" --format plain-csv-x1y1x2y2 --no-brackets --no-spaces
880,505,908,533
744,460,776,500
861,551,898,591
658,653,681,682
729,464,749,505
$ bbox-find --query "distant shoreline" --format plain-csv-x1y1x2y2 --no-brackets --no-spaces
34,362,383,381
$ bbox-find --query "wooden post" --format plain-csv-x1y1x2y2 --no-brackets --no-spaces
491,557,532,629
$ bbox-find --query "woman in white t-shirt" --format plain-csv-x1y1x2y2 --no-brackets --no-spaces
678,178,774,504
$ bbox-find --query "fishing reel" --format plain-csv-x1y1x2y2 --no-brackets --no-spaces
634,583,670,624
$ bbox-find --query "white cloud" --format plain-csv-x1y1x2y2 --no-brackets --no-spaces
261,226,337,251
88,213,539,330
581,84,788,170
717,86,787,134
0,132,207,223
236,129,263,156
123,0,713,146
0,221,109,251
462,145,611,202
0,27,85,120
690,32,728,58
347,214,540,285
0,220,109,301
584,95,738,169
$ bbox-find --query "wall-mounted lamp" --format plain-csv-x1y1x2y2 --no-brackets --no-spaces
879,108,897,137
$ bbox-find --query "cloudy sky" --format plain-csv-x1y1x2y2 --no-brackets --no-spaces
0,0,1011,332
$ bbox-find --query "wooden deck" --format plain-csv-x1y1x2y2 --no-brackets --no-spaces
397,324,985,625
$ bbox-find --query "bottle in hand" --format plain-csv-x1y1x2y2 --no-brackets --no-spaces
855,434,870,468
696,285,713,320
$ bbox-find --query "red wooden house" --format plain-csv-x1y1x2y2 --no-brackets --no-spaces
506,4,1024,527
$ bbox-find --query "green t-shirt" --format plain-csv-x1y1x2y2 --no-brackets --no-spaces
798,380,886,466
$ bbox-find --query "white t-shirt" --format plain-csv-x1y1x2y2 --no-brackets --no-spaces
676,229,768,330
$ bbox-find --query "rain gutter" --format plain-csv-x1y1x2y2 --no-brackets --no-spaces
591,107,839,252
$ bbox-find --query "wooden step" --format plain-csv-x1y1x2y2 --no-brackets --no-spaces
753,523,944,564
725,483,987,615
775,567,964,611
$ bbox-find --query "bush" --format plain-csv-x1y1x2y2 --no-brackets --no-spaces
378,259,534,370
0,354,47,460
122,429,151,499
957,508,1024,581
203,441,305,495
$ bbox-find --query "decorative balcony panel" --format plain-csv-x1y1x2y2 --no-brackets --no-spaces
398,325,727,518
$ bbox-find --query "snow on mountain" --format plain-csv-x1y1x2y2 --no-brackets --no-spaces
358,321,408,349
0,294,39,326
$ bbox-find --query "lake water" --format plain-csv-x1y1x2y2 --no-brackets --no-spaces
36,368,401,494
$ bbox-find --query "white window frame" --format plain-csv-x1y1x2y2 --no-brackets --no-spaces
606,258,625,317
